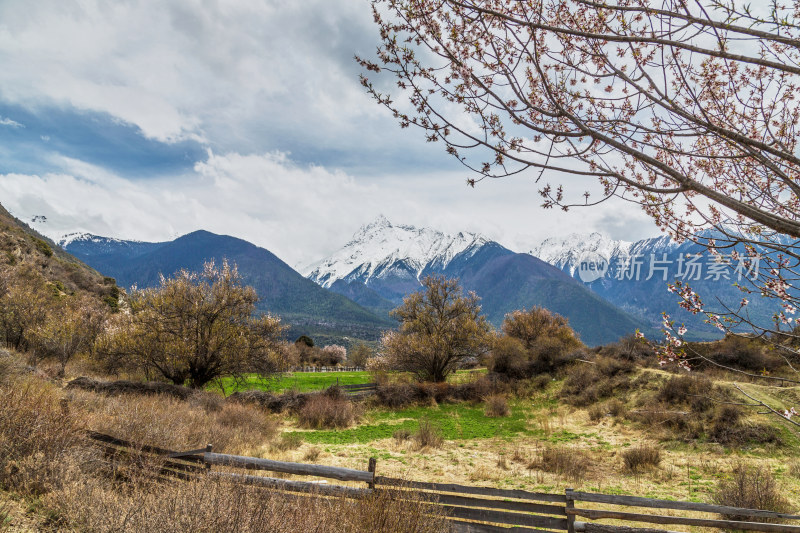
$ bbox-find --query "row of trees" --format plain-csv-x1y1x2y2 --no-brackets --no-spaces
0,259,580,387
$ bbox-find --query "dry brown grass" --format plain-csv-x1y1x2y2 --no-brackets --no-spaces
297,392,359,429
0,363,448,532
622,444,662,474
0,376,85,496
484,394,510,417
530,447,590,483
48,473,450,533
66,388,277,455
413,419,443,450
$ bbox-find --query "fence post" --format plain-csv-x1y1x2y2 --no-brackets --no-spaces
205,444,213,473
368,457,377,490
566,488,575,533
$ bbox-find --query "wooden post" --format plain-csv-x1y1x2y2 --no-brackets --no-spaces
566,488,576,533
205,444,213,472
368,457,377,490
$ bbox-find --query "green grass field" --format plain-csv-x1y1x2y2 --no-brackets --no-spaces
216,371,372,393
214,369,487,394
290,401,579,445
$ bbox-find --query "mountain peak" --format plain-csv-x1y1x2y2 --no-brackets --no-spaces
352,214,396,241
304,219,491,288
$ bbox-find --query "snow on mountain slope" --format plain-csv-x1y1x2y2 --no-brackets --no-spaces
57,232,130,248
527,232,677,277
528,232,633,275
303,215,490,288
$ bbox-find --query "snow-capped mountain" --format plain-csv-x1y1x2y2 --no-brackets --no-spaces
303,216,650,345
528,232,634,276
58,232,129,248
527,232,678,279
304,215,490,288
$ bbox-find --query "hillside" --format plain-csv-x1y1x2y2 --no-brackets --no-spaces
62,230,395,343
0,203,118,303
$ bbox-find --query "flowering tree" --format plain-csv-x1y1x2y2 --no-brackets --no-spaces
361,0,800,423
322,344,347,366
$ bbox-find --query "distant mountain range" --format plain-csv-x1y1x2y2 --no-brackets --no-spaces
525,231,780,338
303,217,648,345
61,231,394,345
56,214,773,347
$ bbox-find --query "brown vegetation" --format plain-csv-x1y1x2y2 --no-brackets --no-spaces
622,445,662,474
530,447,590,483
490,307,582,379
382,275,490,382
713,462,791,519
412,419,443,450
483,394,510,417
297,389,359,429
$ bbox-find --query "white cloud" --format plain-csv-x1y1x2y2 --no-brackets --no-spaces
0,151,658,267
0,0,663,263
0,0,388,151
0,117,23,128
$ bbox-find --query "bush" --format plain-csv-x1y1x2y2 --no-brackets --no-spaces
484,394,510,417
622,445,662,473
658,375,712,408
706,335,779,372
393,428,412,441
713,463,790,520
559,365,603,406
271,433,303,452
531,447,590,482
600,334,655,362
297,392,357,429
587,400,626,422
375,383,418,409
413,419,443,449
0,377,84,495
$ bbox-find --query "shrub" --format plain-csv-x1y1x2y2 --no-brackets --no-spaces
622,445,662,473
375,383,417,409
706,335,779,372
303,446,321,462
531,447,590,482
658,375,712,408
484,394,511,417
490,307,584,379
596,356,635,377
393,428,412,441
272,433,303,452
588,404,605,422
413,419,443,449
713,463,790,520
0,377,84,495
559,365,602,406
297,392,357,429
601,334,655,362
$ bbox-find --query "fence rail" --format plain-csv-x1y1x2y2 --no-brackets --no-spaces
86,431,800,533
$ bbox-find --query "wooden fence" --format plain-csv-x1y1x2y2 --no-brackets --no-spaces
86,432,800,533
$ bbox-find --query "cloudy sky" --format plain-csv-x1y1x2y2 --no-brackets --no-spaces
0,0,660,267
